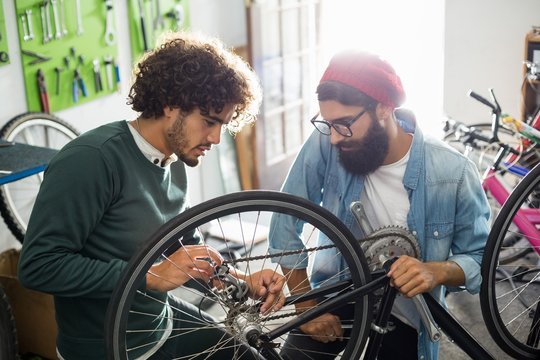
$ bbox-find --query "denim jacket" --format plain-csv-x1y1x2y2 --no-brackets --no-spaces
268,120,490,360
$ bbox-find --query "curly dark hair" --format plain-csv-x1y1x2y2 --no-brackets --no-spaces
127,32,261,131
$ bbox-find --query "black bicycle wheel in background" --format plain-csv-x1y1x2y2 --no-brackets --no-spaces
0,112,79,242
105,191,372,360
0,283,18,359
480,163,540,359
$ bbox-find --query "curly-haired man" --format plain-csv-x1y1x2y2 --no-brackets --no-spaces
18,32,284,359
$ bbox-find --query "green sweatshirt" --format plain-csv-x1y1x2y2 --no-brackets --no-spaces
18,121,192,359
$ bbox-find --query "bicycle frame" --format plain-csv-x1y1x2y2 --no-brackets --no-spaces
483,163,540,257
253,268,495,360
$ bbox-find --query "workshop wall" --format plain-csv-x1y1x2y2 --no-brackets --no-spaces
0,0,247,252
444,0,540,125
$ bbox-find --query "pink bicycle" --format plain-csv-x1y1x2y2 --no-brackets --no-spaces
445,89,540,358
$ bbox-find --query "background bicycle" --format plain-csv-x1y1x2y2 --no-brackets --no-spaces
0,112,79,243
443,89,540,358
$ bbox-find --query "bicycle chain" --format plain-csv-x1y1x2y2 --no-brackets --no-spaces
225,227,418,322
225,227,415,265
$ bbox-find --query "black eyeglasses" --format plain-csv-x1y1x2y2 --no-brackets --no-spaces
310,109,368,137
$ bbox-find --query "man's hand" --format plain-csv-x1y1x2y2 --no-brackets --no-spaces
146,245,224,292
244,269,286,314
299,313,343,343
387,255,465,298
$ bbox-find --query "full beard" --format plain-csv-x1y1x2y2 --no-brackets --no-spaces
166,113,200,167
338,116,389,176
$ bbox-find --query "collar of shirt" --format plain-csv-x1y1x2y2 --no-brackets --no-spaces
127,121,178,167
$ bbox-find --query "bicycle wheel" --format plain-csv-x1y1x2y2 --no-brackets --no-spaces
0,283,18,359
480,163,540,359
0,112,79,242
106,191,372,360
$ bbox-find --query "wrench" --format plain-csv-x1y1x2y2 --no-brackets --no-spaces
59,0,68,36
103,55,113,90
20,15,30,41
44,0,53,42
26,9,35,40
104,0,116,45
51,0,62,39
40,5,50,43
153,0,165,31
171,4,184,30
75,0,83,36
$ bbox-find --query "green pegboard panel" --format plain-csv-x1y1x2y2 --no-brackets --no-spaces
15,0,120,113
128,0,190,64
0,0,9,66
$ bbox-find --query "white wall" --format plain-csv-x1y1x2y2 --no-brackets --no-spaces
444,0,540,124
0,0,246,251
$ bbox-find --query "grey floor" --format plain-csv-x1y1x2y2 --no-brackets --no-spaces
439,291,513,359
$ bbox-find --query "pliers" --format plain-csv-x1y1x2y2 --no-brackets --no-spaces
72,69,88,103
22,49,51,65
37,69,50,113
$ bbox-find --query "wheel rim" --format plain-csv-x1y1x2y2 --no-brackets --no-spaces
106,191,372,360
481,166,540,358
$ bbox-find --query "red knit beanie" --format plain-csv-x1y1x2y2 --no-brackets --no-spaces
319,50,406,108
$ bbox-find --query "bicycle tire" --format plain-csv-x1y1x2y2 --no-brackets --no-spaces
105,190,372,360
0,283,18,359
0,112,79,242
480,163,540,359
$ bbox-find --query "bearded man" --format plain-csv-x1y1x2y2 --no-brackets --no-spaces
268,50,490,360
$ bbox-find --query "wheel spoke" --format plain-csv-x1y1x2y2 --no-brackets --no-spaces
106,191,372,359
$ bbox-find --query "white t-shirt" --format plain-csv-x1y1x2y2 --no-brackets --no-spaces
360,137,421,330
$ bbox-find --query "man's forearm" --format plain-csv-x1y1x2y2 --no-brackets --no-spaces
281,267,318,311
427,260,465,287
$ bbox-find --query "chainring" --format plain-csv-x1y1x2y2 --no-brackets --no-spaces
360,226,421,271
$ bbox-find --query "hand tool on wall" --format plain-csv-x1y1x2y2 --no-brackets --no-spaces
104,0,116,45
20,14,30,41
22,50,51,65
54,67,63,95
51,0,62,39
44,0,54,42
26,9,35,41
113,58,120,91
72,69,87,103
153,0,165,31
166,4,184,31
75,0,83,36
40,5,50,43
59,0,68,36
37,69,50,113
93,58,103,92
0,52,9,63
103,55,113,90
137,0,149,51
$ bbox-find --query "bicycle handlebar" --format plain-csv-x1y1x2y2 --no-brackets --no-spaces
468,88,503,143
468,90,497,112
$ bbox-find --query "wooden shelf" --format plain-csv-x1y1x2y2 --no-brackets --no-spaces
521,29,540,121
